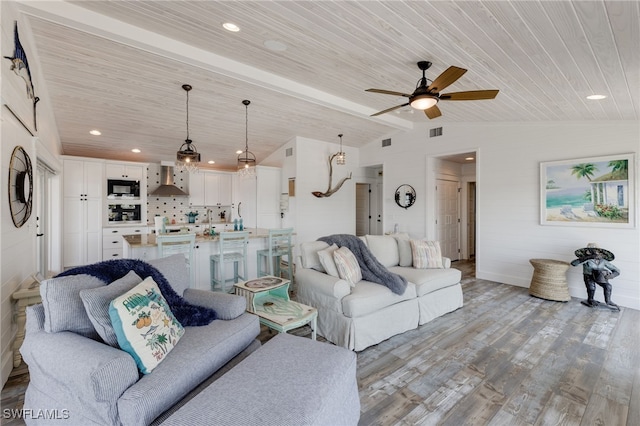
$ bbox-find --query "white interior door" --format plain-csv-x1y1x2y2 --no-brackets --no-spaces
436,179,460,260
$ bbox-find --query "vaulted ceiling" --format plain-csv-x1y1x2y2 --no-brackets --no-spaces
16,1,639,170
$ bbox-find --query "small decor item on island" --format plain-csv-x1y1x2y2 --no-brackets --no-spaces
186,211,199,223
570,243,620,311
239,218,244,231
234,218,238,231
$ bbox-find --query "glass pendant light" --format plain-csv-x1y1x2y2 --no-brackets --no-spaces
237,100,256,178
336,133,346,165
176,84,200,173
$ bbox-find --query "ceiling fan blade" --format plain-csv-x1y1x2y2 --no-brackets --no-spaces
439,90,499,101
424,105,442,119
427,66,467,93
370,102,410,117
366,88,411,97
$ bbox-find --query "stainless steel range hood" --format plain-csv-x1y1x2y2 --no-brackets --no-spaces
149,164,188,197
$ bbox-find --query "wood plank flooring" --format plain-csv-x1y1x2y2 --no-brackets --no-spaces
3,260,638,426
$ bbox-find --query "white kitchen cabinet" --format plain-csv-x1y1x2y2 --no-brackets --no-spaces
102,226,148,260
105,162,145,180
189,171,232,207
63,158,104,268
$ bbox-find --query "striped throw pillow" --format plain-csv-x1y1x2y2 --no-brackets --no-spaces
333,247,362,286
410,240,444,269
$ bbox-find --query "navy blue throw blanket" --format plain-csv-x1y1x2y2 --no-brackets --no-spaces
319,234,407,295
56,258,217,326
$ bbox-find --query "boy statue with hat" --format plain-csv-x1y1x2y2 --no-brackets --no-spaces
570,243,620,310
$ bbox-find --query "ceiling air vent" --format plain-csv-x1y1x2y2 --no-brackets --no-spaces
382,138,391,147
430,127,443,137
285,147,293,157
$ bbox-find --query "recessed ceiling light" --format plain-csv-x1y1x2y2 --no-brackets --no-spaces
586,94,607,100
236,150,243,154
223,22,240,32
131,148,141,153
89,129,101,136
263,40,287,52
465,157,475,161
208,160,215,164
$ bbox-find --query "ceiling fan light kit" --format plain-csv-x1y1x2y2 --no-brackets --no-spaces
237,99,257,178
367,60,499,119
176,84,201,173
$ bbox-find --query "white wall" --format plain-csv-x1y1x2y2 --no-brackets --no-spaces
360,121,640,310
1,1,62,386
263,136,362,245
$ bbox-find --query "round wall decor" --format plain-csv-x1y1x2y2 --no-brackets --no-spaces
8,145,33,228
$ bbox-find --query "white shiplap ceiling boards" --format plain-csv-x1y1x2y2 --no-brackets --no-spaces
16,0,639,170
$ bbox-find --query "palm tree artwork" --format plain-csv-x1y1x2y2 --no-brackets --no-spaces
542,155,632,226
570,163,598,181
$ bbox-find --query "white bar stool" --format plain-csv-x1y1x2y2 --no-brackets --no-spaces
256,228,294,284
210,231,249,292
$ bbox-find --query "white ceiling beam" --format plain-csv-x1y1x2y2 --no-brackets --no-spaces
17,0,413,131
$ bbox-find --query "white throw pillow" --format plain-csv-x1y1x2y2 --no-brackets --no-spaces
318,244,340,277
300,241,330,271
393,233,413,267
109,277,185,374
410,240,444,269
333,246,362,285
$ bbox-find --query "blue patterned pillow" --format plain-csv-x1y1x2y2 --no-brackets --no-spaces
109,277,185,374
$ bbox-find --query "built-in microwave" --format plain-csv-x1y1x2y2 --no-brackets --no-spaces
107,179,140,198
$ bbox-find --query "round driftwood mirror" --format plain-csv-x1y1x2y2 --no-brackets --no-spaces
395,184,416,209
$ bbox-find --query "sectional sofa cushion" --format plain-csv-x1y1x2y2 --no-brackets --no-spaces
110,277,185,374
389,266,462,297
365,235,399,268
299,240,331,271
80,271,143,347
341,281,417,318
40,274,105,338
148,254,190,296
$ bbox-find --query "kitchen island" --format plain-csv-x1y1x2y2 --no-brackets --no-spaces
123,229,274,291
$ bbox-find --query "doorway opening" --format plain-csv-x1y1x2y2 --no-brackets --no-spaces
433,152,477,271
355,166,383,236
36,161,56,278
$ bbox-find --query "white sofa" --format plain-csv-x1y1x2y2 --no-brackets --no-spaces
295,234,463,351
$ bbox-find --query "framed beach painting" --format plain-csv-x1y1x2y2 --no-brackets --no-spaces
540,153,635,228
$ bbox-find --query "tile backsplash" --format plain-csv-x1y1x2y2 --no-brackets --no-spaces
146,164,231,225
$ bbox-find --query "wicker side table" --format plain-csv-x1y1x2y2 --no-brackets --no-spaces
529,259,571,302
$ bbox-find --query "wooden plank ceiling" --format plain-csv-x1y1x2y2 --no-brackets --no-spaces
17,1,639,169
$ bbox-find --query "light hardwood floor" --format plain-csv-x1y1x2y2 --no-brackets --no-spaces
2,260,638,426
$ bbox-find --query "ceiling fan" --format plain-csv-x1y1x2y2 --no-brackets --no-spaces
366,61,499,119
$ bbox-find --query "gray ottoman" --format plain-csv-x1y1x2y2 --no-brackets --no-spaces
162,333,360,426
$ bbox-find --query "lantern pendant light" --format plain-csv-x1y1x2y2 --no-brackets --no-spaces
237,99,256,177
176,84,201,173
336,133,346,165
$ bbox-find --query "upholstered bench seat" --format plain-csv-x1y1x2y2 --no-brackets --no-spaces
163,333,360,426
